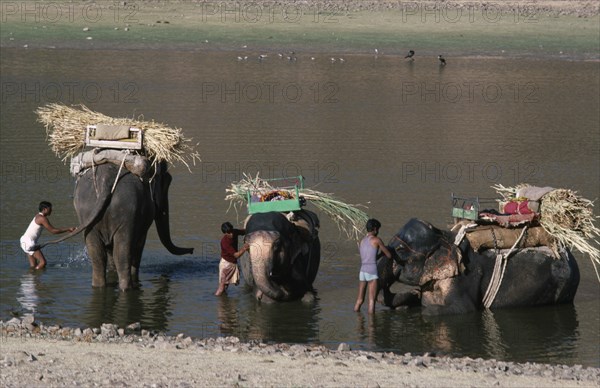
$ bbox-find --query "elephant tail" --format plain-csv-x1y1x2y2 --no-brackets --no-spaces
38,179,113,249
36,224,87,249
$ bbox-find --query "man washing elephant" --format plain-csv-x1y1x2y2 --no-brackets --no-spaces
215,222,249,296
354,219,392,314
20,201,76,270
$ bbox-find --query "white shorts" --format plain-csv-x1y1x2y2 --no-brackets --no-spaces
20,236,38,255
359,271,378,282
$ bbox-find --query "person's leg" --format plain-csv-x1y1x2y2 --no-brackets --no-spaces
32,250,46,269
367,279,378,314
354,280,367,312
215,260,226,295
27,254,36,269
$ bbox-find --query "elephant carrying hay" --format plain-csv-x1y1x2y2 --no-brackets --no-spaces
378,218,580,314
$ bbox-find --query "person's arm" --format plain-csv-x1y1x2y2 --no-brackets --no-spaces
375,237,392,259
234,228,246,236
37,215,75,235
233,243,250,259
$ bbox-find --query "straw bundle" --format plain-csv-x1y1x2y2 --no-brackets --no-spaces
492,184,600,282
226,174,369,240
35,103,200,170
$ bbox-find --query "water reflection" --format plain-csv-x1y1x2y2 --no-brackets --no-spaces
216,294,321,343
16,272,40,316
83,275,172,331
356,313,376,347
370,305,579,363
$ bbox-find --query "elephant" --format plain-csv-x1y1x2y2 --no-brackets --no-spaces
49,160,193,291
240,209,320,302
380,218,579,314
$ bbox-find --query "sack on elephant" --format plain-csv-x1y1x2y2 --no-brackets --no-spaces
465,225,554,251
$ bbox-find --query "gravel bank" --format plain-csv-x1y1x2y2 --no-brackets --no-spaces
1,317,598,387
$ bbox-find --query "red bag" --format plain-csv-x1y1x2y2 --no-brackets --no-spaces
501,200,538,215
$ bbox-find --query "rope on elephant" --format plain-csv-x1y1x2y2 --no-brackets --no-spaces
111,150,130,194
482,225,529,309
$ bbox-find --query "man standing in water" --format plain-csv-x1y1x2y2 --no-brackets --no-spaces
20,201,76,270
354,219,392,314
215,222,249,296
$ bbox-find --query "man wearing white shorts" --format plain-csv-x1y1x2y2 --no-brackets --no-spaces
20,201,75,269
354,219,392,314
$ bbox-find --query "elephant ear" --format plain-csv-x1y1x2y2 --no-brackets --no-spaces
419,243,462,286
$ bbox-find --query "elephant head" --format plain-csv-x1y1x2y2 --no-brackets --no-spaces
389,218,461,289
242,210,320,302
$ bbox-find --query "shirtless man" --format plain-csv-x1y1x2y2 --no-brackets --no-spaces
20,201,76,269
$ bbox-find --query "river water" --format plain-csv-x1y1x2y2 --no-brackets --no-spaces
1,48,598,367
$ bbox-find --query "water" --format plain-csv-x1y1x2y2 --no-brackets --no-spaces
1,48,598,367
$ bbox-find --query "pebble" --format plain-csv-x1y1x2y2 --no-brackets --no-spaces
337,342,351,352
1,316,598,383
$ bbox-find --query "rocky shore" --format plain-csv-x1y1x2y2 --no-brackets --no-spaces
2,317,598,387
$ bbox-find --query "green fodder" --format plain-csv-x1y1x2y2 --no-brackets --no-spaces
226,173,369,240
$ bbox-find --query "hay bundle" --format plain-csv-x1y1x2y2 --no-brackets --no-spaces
493,184,600,282
35,103,200,170
226,174,369,240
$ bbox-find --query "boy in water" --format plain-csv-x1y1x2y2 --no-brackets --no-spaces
215,222,249,296
20,201,76,269
354,218,392,314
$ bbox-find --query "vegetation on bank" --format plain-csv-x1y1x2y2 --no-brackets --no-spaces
1,1,598,58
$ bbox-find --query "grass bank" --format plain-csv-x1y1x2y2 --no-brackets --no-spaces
0,1,598,59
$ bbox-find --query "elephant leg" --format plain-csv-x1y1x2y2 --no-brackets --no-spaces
130,234,147,288
86,232,107,288
112,233,133,291
106,250,119,286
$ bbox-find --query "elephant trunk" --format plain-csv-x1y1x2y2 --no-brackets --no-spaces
247,231,291,301
153,166,193,256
